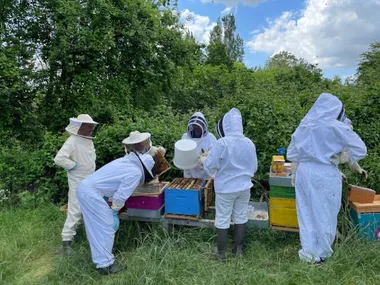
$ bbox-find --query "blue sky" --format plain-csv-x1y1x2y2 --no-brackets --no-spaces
177,0,380,80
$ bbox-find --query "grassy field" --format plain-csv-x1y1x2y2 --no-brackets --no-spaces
1,204,380,285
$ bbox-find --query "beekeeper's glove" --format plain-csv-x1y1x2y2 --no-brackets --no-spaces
197,155,207,168
197,149,210,168
349,161,368,181
65,161,77,172
157,146,166,156
291,162,298,186
330,150,350,167
111,203,123,231
148,146,166,156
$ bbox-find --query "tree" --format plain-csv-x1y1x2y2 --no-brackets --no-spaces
0,0,41,142
206,14,244,68
356,41,380,86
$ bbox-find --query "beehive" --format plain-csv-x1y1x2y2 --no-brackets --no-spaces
269,167,298,229
164,178,206,216
349,188,380,241
125,182,169,210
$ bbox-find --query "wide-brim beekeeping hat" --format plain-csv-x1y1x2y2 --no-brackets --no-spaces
122,131,151,145
65,114,99,138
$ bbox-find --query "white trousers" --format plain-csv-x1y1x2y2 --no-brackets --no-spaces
296,162,342,263
62,177,83,241
77,183,115,269
215,190,250,229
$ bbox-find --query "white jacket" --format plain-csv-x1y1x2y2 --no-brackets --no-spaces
287,93,367,164
80,153,154,206
54,135,96,180
204,108,258,193
181,112,217,179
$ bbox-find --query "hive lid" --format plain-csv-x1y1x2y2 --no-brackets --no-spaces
350,195,380,213
348,185,376,204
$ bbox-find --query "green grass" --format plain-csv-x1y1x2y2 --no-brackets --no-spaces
1,204,380,285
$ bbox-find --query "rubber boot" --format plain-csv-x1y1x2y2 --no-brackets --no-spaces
62,240,74,256
214,228,228,262
232,223,246,257
98,262,127,275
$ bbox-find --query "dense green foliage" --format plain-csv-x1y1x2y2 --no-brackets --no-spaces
1,0,380,207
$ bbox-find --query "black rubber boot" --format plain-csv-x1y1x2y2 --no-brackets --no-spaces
232,223,246,257
214,228,228,262
62,241,74,256
98,263,127,275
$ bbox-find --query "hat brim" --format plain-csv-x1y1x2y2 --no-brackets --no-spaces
70,117,99,124
122,133,151,145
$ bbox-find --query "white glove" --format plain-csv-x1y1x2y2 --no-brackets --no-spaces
157,146,166,156
197,149,210,168
349,161,368,181
149,145,166,156
197,155,207,168
339,150,350,164
111,202,124,212
291,162,298,186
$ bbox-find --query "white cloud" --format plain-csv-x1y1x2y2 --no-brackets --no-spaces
202,0,265,7
179,9,216,45
246,0,380,69
221,6,238,15
221,7,233,15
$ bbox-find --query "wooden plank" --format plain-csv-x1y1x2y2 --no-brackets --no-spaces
351,200,380,213
164,213,201,221
270,225,299,232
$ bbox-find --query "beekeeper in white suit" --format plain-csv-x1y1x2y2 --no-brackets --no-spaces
202,108,258,261
54,114,99,255
287,93,367,264
181,112,217,179
77,132,155,275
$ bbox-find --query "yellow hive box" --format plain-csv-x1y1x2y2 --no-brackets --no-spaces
272,155,285,173
269,198,298,228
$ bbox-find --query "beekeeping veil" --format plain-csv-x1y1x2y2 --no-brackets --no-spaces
65,114,99,139
187,112,209,139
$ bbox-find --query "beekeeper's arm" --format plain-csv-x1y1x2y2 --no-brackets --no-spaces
54,137,77,171
111,173,142,211
335,125,368,179
204,141,225,177
252,143,258,174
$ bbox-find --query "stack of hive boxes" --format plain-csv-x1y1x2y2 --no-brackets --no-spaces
269,158,299,231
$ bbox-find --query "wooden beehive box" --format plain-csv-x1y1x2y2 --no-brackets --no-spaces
164,178,207,217
349,195,380,241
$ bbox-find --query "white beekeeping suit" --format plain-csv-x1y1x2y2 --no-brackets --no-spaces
54,114,98,255
287,93,367,264
77,152,154,275
181,112,217,179
330,118,368,180
203,108,258,261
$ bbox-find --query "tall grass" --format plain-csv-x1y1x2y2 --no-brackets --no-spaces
1,204,380,285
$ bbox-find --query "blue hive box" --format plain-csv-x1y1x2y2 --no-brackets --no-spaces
349,197,380,241
164,178,206,216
